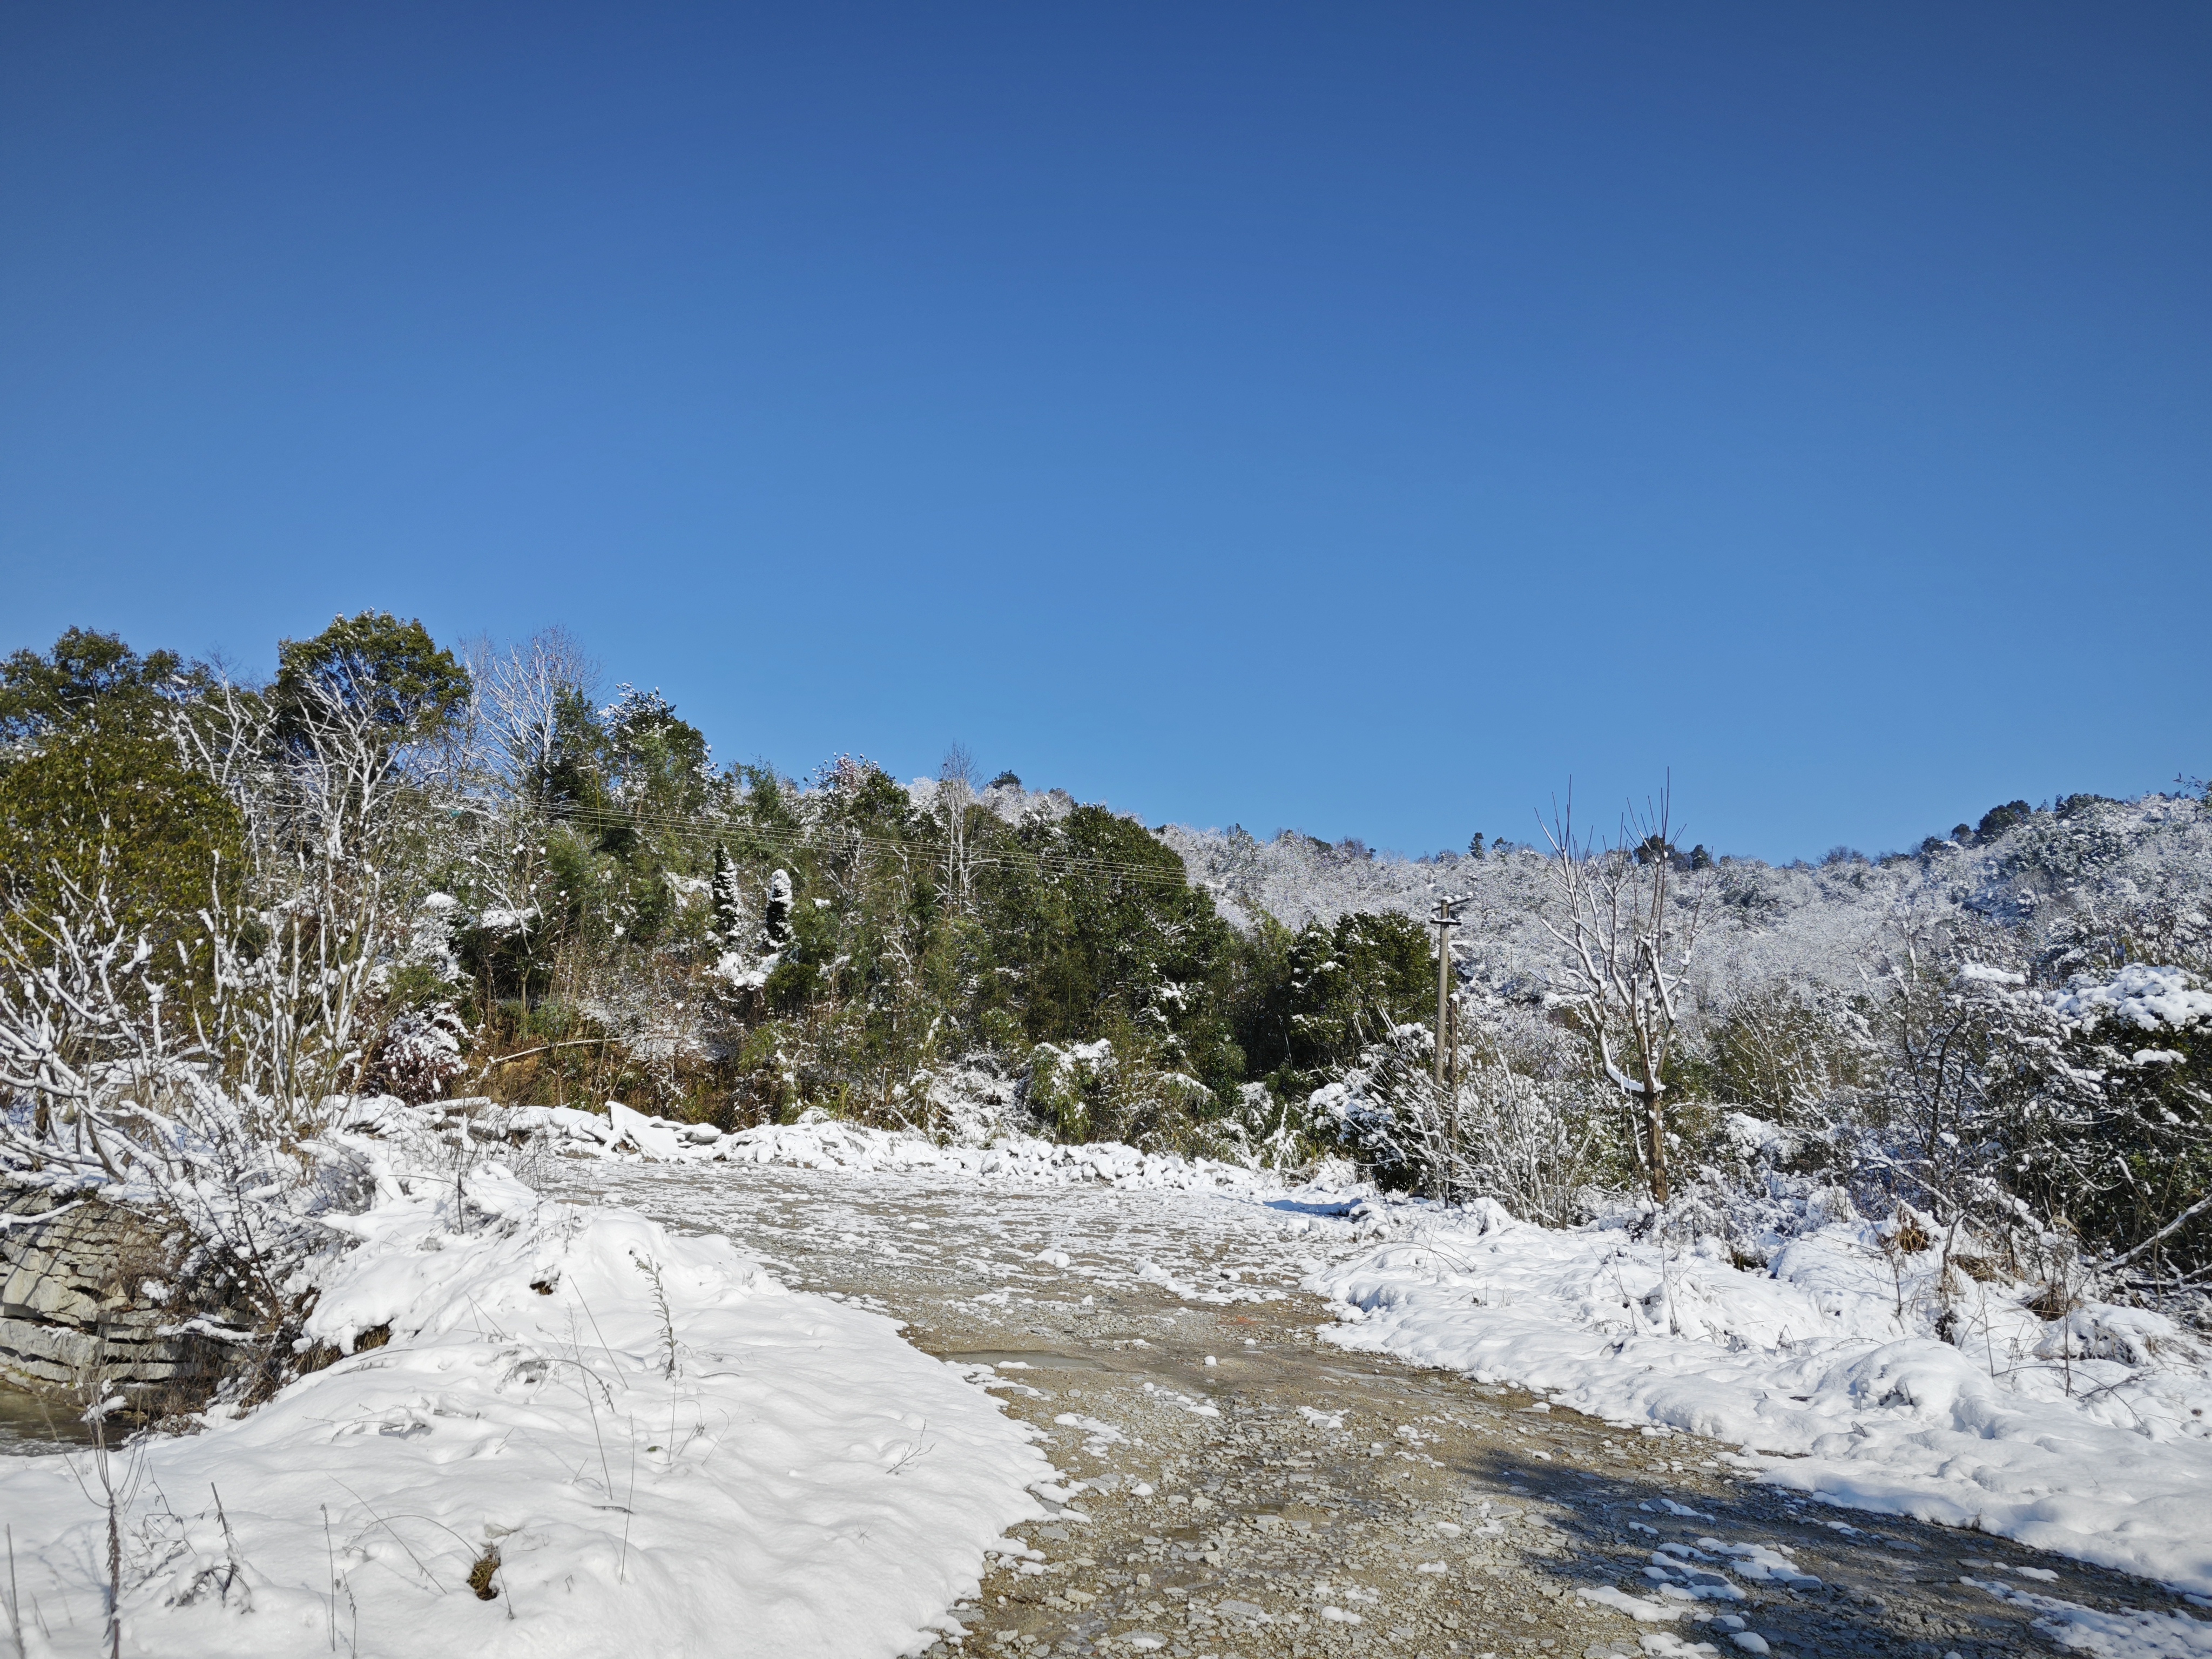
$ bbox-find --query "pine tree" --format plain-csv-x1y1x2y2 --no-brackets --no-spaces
710,843,747,952
761,867,795,954
1466,832,1486,859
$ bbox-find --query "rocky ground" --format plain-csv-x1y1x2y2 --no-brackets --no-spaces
562,1158,2193,1659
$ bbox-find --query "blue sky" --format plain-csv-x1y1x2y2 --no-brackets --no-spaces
3,4,2206,862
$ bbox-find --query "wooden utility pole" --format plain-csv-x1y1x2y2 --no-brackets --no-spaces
1431,896,1463,1204
1430,898,1462,1088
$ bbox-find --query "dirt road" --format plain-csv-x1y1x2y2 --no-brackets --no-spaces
562,1158,2162,1659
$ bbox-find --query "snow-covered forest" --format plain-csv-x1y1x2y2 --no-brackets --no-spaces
3,613,2211,1655
4,616,2209,1285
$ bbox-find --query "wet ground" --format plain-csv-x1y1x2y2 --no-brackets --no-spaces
0,1386,95,1454
563,1159,2199,1659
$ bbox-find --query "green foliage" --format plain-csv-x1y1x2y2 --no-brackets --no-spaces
976,806,1231,1049
2000,1006,2212,1271
272,611,471,752
0,628,191,760
0,720,244,959
1976,799,2033,840
0,629,240,972
1242,910,1435,1096
599,686,712,820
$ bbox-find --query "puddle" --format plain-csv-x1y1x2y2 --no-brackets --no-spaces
939,1349,1110,1371
0,1388,95,1454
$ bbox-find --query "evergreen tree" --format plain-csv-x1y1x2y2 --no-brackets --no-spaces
761,868,795,954
710,844,747,952
272,611,470,757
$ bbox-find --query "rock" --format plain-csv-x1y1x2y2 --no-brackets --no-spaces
0,1178,246,1407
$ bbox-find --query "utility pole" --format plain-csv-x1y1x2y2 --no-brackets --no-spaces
1430,897,1462,1088
1431,896,1464,1205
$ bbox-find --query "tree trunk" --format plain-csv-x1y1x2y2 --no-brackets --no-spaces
1641,1057,1670,1204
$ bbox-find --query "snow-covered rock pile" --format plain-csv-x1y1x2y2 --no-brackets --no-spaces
1306,1195,2212,1594
0,1143,1050,1657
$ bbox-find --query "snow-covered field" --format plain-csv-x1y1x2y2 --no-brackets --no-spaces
0,1136,1049,1658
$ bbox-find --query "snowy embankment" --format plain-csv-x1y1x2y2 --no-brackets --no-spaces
0,1143,1049,1658
1308,1197,2212,1597
517,1098,1283,1193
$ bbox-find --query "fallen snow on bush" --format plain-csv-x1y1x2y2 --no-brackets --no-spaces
0,1155,1049,1658
1307,1198,2212,1594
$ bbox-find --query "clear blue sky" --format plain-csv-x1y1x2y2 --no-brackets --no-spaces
3,5,2206,862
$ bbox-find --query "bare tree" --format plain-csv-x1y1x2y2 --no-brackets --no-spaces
0,877,174,1176
466,627,599,802
1539,783,1708,1203
938,743,980,918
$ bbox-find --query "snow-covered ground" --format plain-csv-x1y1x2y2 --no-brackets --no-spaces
0,1134,1049,1658
10,1098,2211,1654
1309,1199,2212,1597
602,1112,2212,1604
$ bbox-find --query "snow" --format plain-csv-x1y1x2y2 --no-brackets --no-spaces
563,1105,2212,1601
526,1104,2212,1596
1159,792,2212,1018
519,1103,1290,1195
2051,963,2212,1033
1967,1575,2212,1657
1305,1198,2212,1594
0,1152,1048,1657
46,1088,2208,1651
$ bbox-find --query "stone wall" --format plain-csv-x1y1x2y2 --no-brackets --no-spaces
0,1178,243,1407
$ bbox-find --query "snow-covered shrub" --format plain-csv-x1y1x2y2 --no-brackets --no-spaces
1447,1062,1612,1226
760,866,795,953
1216,1080,1305,1169
1020,1040,1115,1141
709,843,749,952
365,1002,469,1103
1995,963,2212,1279
1309,1025,1613,1222
1019,1037,1216,1152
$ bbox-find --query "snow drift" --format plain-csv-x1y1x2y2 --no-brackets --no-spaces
0,1153,1048,1658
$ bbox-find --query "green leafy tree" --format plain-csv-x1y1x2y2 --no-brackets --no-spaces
1245,910,1434,1094
272,611,470,756
0,713,244,965
0,628,191,763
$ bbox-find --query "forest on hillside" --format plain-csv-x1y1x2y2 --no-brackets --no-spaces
3,614,2209,1307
